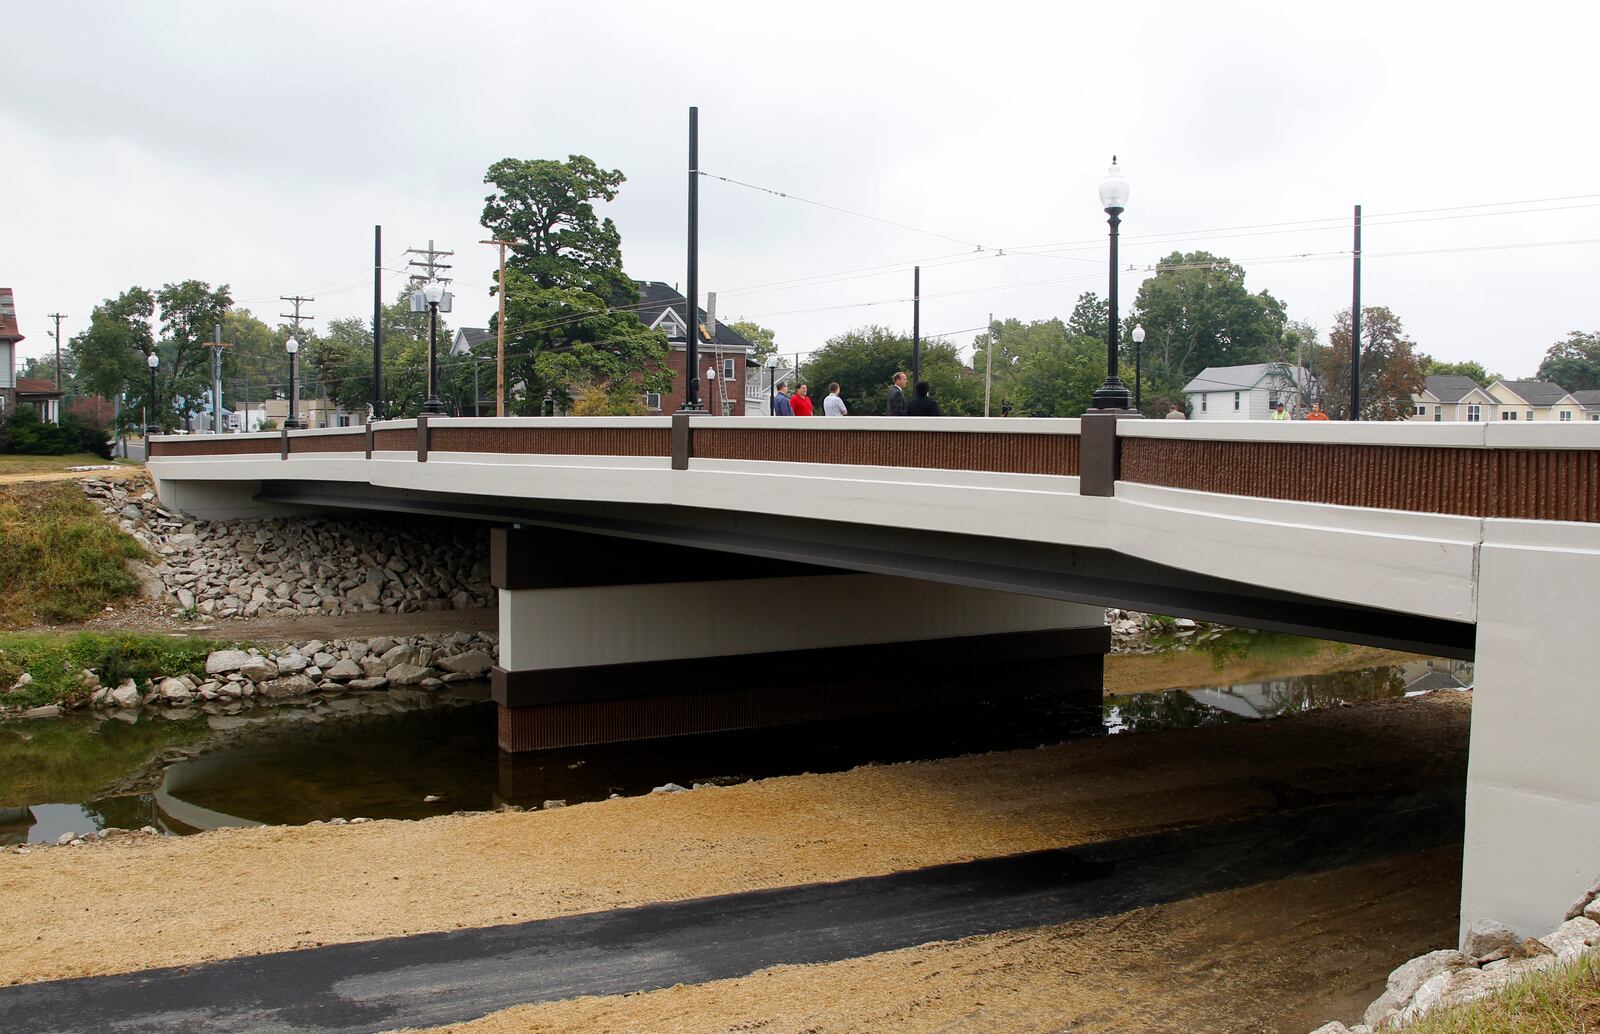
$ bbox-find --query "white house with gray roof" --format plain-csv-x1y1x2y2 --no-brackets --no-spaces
1486,379,1577,422
1409,375,1499,422
1181,362,1314,420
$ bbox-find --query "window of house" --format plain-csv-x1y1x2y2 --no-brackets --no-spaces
1201,395,1208,413
1591,413,1599,421
657,317,678,337
1467,405,1481,421
1502,411,1517,420
1560,410,1572,421
644,392,662,411
1434,410,1442,422
1233,391,1240,411
723,358,736,381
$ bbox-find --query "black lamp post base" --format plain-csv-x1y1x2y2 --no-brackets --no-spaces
420,398,446,416
1090,378,1135,412
144,426,161,437
283,419,304,430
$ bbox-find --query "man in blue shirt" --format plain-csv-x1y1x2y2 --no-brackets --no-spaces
772,381,794,416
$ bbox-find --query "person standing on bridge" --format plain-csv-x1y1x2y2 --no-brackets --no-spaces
791,383,814,417
1165,404,1186,420
772,381,794,416
1271,401,1291,420
906,381,941,416
823,383,848,417
887,372,909,416
1305,402,1330,420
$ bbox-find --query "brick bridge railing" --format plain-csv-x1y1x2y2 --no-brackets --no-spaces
148,415,1600,524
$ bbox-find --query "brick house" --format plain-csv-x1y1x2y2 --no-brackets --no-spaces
453,280,755,416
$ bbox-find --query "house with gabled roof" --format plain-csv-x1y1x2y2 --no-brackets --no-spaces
1570,390,1600,422
0,288,23,416
453,281,757,415
1486,379,1572,422
1409,375,1498,422
1181,362,1315,420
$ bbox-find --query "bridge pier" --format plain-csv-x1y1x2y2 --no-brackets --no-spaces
489,528,1109,752
1461,519,1600,940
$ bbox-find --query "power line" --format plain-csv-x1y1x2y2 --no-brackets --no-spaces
699,170,990,251
405,240,454,284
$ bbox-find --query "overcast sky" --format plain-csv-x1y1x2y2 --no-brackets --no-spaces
7,1,1597,379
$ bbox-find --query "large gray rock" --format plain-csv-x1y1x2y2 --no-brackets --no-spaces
1462,919,1520,960
1364,949,1469,1027
368,636,396,657
110,679,141,709
385,663,431,686
157,677,193,703
1566,875,1600,920
1400,966,1490,1024
204,649,252,675
360,656,388,678
1308,1024,1353,1034
238,658,279,682
347,677,389,691
437,651,493,677
257,674,317,699
276,653,310,675
1539,916,1600,961
324,659,363,680
379,644,419,668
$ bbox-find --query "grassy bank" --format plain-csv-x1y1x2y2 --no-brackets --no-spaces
0,632,228,711
0,454,129,478
0,481,147,626
1397,950,1599,1032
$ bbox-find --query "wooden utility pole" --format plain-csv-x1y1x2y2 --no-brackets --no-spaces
46,312,67,390
480,238,513,416
984,313,994,418
203,323,233,433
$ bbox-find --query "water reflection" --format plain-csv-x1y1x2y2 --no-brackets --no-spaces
2,655,1472,843
1104,658,1472,735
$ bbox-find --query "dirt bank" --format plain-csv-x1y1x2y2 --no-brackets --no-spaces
0,692,1469,988
395,846,1462,1034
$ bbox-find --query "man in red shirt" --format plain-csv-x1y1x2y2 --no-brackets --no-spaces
791,383,815,416
1305,402,1330,420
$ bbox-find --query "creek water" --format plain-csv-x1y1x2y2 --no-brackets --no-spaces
0,637,1471,846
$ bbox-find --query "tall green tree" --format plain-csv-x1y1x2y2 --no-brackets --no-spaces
1128,251,1288,400
729,320,777,365
71,288,155,431
1315,306,1427,420
1535,331,1600,391
1426,357,1502,387
1064,292,1109,344
480,155,668,412
803,325,982,415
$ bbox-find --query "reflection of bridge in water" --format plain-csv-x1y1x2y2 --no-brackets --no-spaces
149,415,1600,943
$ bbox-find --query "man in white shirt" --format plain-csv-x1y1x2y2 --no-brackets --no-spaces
823,382,848,417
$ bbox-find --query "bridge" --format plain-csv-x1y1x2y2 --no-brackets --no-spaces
148,414,1600,944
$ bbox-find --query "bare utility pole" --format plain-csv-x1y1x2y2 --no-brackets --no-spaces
203,324,232,433
280,295,315,428
984,313,994,418
1350,204,1362,421
46,313,67,390
406,240,454,285
480,238,513,416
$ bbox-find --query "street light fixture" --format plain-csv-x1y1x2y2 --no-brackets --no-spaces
421,281,446,416
145,351,160,437
765,354,778,415
1132,324,1146,411
1091,157,1133,411
283,336,303,430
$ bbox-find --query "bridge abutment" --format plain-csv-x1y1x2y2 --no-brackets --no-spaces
1462,519,1600,940
488,528,1109,751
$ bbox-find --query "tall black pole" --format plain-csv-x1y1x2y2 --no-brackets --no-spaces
286,349,301,429
1135,338,1142,411
422,301,444,415
1350,204,1362,421
1091,206,1132,410
911,266,921,385
682,106,704,412
373,224,383,421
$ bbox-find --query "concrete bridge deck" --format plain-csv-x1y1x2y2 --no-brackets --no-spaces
148,415,1600,943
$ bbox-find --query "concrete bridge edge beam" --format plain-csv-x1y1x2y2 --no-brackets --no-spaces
1461,518,1600,941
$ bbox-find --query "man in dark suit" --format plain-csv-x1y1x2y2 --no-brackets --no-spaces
886,372,908,416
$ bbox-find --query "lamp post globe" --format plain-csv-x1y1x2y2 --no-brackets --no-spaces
1091,157,1134,412
284,336,303,430
145,351,161,437
421,281,446,416
1132,324,1146,410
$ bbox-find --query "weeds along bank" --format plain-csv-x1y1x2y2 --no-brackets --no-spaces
0,481,146,626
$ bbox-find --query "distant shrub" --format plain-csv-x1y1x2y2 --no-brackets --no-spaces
0,408,112,458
